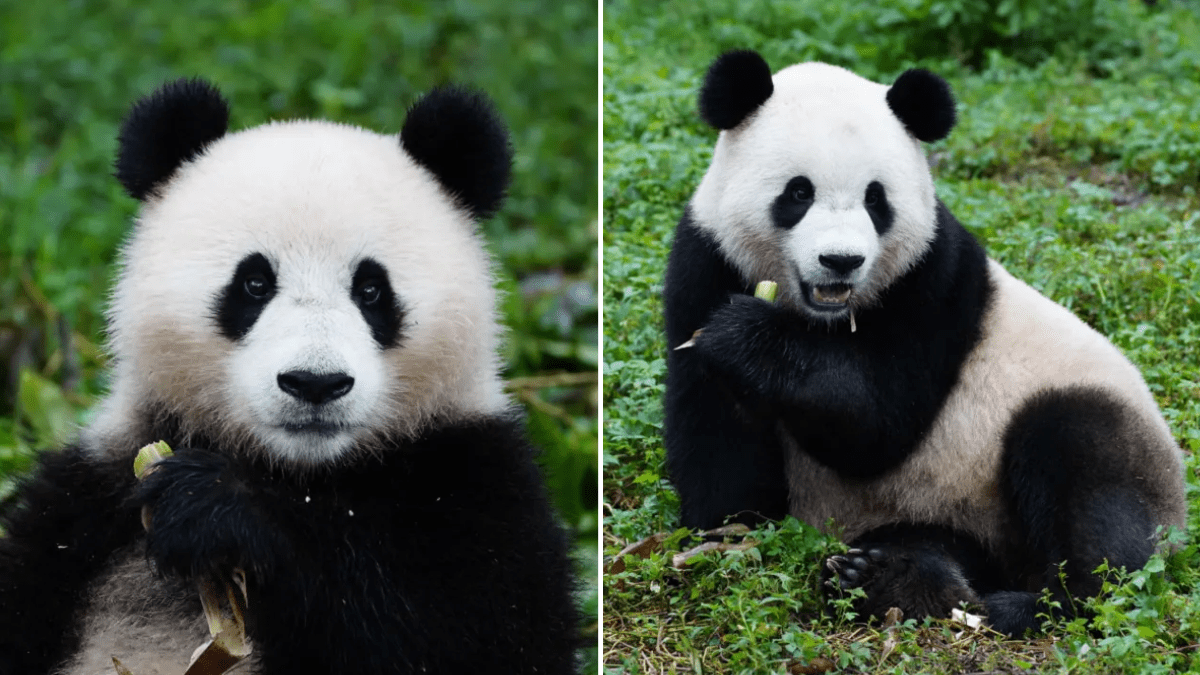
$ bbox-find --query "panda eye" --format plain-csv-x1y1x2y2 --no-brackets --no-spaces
244,275,270,299
352,258,402,348
783,176,815,205
865,182,886,208
359,283,381,305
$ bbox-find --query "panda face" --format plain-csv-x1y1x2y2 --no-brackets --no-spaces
692,62,943,322
105,120,507,464
218,245,397,464
771,173,888,318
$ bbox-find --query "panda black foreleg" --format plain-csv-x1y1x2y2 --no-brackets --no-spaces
665,346,790,531
822,524,1002,623
992,387,1162,635
663,216,792,531
0,445,141,674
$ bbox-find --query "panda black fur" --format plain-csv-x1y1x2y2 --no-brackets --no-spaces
664,50,1186,635
0,79,579,674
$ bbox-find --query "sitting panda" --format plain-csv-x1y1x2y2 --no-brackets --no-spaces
0,79,579,674
663,50,1186,635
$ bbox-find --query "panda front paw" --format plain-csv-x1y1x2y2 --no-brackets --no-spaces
134,449,285,581
693,294,801,397
699,293,778,340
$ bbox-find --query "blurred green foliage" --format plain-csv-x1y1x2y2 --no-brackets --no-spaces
0,0,597,665
601,0,1191,82
605,0,1200,672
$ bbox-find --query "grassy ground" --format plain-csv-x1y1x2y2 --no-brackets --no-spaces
603,0,1200,673
0,0,598,668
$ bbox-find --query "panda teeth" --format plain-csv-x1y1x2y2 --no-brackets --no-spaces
812,286,852,305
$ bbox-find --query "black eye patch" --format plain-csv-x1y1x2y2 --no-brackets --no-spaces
864,181,893,235
352,258,404,349
214,252,276,341
771,175,815,229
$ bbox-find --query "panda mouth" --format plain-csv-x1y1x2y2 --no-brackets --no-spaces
806,283,853,310
280,420,345,437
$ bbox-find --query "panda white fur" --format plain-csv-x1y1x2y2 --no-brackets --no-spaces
0,79,578,673
663,50,1186,635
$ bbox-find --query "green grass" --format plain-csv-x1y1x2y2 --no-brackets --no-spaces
603,0,1200,672
0,0,597,668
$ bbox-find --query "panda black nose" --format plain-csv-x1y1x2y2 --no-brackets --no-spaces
818,254,865,275
277,370,355,404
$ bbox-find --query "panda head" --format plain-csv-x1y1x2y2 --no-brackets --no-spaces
690,50,956,323
96,78,513,465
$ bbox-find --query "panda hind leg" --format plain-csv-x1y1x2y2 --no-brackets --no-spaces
823,524,1000,623
981,486,1156,635
994,386,1163,635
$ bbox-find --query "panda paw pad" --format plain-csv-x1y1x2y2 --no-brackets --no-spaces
823,548,885,591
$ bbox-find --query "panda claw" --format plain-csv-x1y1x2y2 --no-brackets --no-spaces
847,548,863,556
826,557,843,573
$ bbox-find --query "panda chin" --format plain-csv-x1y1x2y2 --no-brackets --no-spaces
261,420,359,464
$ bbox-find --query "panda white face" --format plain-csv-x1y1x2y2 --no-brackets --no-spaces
692,61,944,322
102,119,507,465
219,245,396,463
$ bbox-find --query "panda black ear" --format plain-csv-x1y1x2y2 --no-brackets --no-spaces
400,86,513,222
115,78,230,201
698,50,774,130
886,69,956,143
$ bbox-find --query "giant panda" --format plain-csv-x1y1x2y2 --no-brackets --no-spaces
0,79,579,674
663,50,1187,635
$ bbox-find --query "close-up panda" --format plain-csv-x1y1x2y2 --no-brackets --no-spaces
0,79,578,673
663,49,1186,635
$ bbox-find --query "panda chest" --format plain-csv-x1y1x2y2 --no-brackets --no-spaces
62,546,215,675
779,355,1017,546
